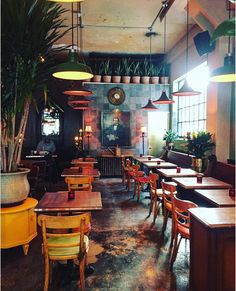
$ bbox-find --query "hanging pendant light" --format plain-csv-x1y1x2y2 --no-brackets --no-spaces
141,28,158,110
153,13,175,104
172,1,201,96
52,3,93,81
63,81,93,96
68,96,92,105
210,8,236,82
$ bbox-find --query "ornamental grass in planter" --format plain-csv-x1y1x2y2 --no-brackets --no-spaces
1,0,67,204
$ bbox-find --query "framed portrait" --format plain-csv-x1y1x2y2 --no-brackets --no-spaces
101,111,131,146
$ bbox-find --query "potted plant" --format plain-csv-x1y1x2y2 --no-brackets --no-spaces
101,59,112,83
121,58,132,83
141,58,151,84
163,130,179,149
92,62,102,82
112,60,122,83
186,131,215,172
1,0,67,205
150,63,161,84
131,61,141,84
160,62,170,84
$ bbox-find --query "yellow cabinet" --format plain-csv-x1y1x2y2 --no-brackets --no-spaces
1,198,38,255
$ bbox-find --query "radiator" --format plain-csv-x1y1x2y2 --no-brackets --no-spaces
98,157,122,177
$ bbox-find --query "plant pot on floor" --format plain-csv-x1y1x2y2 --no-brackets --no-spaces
1,168,30,206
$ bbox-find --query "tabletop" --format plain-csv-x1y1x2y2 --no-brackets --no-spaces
189,207,235,228
172,177,232,189
71,159,98,165
133,156,163,163
157,168,201,178
34,191,102,212
142,161,177,169
25,154,57,159
61,168,100,178
194,189,235,207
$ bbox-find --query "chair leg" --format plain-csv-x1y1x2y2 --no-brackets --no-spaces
147,194,154,218
137,182,141,202
162,208,169,232
153,198,161,225
79,257,86,291
44,257,50,291
133,179,137,198
170,235,182,268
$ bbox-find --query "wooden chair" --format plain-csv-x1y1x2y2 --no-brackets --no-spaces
77,158,96,162
147,173,163,225
73,162,94,169
27,164,40,197
133,170,151,202
161,181,177,246
121,158,132,185
65,176,93,192
170,196,198,268
38,213,90,291
126,164,140,192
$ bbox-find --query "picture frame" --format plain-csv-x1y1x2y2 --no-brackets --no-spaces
101,111,131,146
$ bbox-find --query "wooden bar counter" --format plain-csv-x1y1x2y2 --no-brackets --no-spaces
189,207,235,291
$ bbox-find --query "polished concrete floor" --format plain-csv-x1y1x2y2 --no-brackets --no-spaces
1,178,190,291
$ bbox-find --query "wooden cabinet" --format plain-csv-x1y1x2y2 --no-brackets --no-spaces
1,198,38,255
189,208,235,291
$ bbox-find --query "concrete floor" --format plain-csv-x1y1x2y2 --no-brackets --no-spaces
1,178,190,291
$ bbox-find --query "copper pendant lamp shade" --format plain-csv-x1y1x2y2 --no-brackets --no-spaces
153,90,175,104
63,82,93,96
141,99,158,110
172,1,201,97
172,79,201,96
68,96,92,105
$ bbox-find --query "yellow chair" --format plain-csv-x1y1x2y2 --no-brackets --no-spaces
65,176,93,192
147,173,163,225
170,196,198,268
38,213,91,291
73,162,94,169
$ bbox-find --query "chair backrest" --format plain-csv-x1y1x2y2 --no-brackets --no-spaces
161,181,177,210
77,158,96,162
73,162,94,169
149,173,159,193
172,196,198,232
131,164,140,172
65,176,93,191
38,213,91,255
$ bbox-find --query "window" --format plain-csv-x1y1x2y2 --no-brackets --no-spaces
41,108,60,136
172,62,209,137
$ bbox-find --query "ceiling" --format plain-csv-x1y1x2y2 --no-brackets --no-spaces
55,0,193,56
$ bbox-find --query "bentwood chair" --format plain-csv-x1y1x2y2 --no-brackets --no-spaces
147,173,163,225
121,158,132,185
77,158,96,162
126,164,140,192
65,176,93,192
133,171,151,202
161,181,177,246
170,196,198,268
38,213,91,291
72,162,94,169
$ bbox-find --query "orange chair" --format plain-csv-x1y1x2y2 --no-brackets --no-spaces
65,176,93,192
121,158,132,185
170,196,198,268
133,171,151,202
77,158,96,162
161,181,177,246
126,164,140,192
73,162,94,169
147,173,163,225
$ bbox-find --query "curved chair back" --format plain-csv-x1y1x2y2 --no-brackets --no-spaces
149,173,159,194
161,181,177,211
65,176,93,191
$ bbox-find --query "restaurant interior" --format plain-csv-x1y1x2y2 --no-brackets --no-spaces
1,0,235,290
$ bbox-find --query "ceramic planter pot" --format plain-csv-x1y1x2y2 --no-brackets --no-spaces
102,75,111,83
112,75,121,83
131,76,140,84
191,157,203,173
1,168,30,206
141,76,150,84
121,76,131,83
151,76,160,84
93,75,102,82
160,76,169,84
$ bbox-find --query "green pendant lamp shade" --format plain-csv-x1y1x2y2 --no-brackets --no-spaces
52,50,93,80
141,99,158,110
210,53,236,82
153,90,175,104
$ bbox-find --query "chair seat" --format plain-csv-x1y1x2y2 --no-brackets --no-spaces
48,235,89,257
151,188,163,197
177,224,190,239
137,176,151,183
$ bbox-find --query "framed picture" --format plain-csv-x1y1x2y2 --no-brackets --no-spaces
101,111,131,146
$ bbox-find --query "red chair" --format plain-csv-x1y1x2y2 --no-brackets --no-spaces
170,196,198,268
121,158,132,185
147,173,163,225
133,171,151,202
127,164,140,192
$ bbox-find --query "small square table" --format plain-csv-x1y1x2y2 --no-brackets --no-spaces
142,161,177,169
172,177,232,190
34,191,102,213
61,168,100,178
194,189,235,207
157,168,200,178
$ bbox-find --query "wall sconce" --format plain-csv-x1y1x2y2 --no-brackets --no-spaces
74,128,83,151
85,125,92,152
140,126,147,155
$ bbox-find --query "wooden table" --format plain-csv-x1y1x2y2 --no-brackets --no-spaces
25,154,57,159
134,156,163,163
189,207,235,291
71,159,98,165
194,189,235,207
61,168,100,178
34,191,102,213
172,177,232,189
142,161,177,169
157,168,200,178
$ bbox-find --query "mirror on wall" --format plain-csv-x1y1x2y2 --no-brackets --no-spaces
41,108,60,136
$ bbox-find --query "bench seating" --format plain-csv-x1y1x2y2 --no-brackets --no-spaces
164,150,194,168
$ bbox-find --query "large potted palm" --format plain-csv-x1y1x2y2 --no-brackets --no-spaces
1,0,67,205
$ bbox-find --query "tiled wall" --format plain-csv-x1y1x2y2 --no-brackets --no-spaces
83,82,170,155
